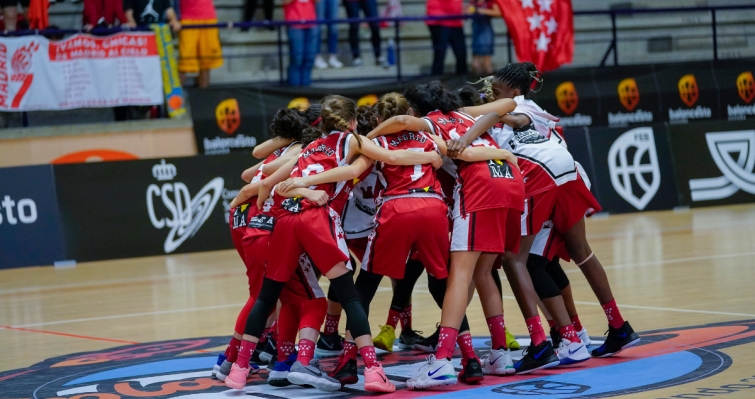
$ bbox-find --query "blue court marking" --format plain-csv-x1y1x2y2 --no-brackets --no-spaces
63,356,217,386
429,351,702,398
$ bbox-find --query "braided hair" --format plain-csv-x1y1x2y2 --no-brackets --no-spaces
301,95,362,147
403,81,462,116
356,105,376,136
493,62,544,97
374,92,410,121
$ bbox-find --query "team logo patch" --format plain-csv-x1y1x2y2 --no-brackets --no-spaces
555,81,579,115
215,98,240,134
689,130,755,201
678,74,699,107
618,78,640,111
3,320,755,398
607,127,661,210
737,71,755,104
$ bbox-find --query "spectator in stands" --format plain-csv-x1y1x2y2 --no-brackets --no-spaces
178,0,223,88
344,0,383,67
284,0,317,86
243,0,273,30
1,0,27,32
313,0,343,69
82,0,134,30
426,0,467,75
469,0,500,75
124,0,180,29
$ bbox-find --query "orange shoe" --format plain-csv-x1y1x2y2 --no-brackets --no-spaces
224,363,250,390
363,363,395,393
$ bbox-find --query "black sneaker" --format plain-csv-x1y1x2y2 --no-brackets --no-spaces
513,341,560,374
398,330,425,349
414,324,440,353
458,357,484,383
315,332,344,357
549,326,562,348
329,356,358,386
258,336,277,363
591,321,641,357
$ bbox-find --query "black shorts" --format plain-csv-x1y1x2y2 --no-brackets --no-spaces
1,0,29,8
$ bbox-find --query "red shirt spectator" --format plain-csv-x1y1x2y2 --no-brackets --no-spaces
181,0,217,20
83,0,128,28
284,0,316,29
426,0,463,27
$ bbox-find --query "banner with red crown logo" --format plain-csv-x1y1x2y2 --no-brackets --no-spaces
494,0,574,72
0,33,163,111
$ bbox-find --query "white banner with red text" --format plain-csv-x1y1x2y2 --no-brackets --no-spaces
0,33,163,111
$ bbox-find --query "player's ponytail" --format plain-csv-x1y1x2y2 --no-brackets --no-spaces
320,95,362,148
374,92,410,121
270,108,308,141
493,62,544,97
356,105,376,136
404,81,462,116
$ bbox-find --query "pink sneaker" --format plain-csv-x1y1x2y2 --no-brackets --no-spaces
224,363,250,390
363,363,395,393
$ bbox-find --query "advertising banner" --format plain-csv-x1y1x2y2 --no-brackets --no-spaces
713,59,755,122
586,124,679,213
0,33,163,111
0,165,66,269
532,69,602,128
53,153,256,262
656,62,719,125
668,120,755,207
593,65,661,129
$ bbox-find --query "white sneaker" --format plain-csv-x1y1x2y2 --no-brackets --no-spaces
314,55,329,69
328,55,343,69
577,327,591,346
406,355,457,390
557,338,591,365
480,348,515,375
377,54,388,67
352,57,363,67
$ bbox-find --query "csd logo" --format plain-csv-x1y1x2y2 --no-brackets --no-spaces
737,71,755,104
678,74,699,107
555,81,579,115
618,78,640,111
288,97,311,111
215,99,240,135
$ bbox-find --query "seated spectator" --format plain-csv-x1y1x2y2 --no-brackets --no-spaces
343,0,382,66
426,0,467,75
124,0,180,29
1,0,28,32
313,0,343,69
284,0,317,86
83,0,134,31
178,0,223,88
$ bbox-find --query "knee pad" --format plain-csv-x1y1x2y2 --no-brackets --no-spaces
244,278,284,337
545,257,570,291
331,273,372,338
354,270,383,315
526,254,561,300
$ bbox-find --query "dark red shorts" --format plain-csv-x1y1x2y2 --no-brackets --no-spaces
451,207,521,254
265,207,350,283
241,236,269,298
279,253,327,305
347,237,369,264
361,197,449,280
552,176,601,234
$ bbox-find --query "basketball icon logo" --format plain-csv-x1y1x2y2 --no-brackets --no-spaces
678,74,699,107
288,97,310,111
618,78,640,111
737,72,755,104
215,98,240,134
555,81,579,115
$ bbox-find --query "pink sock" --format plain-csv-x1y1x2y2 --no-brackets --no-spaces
343,340,358,361
278,341,295,362
297,339,316,365
601,299,625,329
400,306,412,330
236,339,257,369
359,346,379,368
324,313,340,335
436,326,459,360
558,324,581,343
486,315,508,350
386,309,401,329
525,315,547,346
457,332,476,360
224,337,241,362
259,328,271,344
270,321,278,342
571,315,584,331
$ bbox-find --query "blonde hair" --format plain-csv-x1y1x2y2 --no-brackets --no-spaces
470,76,496,104
374,92,411,120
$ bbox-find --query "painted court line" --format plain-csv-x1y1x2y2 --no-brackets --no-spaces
0,325,139,344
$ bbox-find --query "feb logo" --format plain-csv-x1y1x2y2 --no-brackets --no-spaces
555,81,578,115
618,78,640,111
678,74,699,107
607,127,661,210
288,97,310,111
737,71,755,104
215,98,240,134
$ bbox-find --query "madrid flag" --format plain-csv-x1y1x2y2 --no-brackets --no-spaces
494,0,574,71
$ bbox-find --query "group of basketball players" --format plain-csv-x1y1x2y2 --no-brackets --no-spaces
210,62,642,393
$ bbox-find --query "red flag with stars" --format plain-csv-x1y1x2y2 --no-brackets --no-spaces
494,0,573,71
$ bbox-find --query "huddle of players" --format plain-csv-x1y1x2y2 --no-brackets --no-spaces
211,62,642,393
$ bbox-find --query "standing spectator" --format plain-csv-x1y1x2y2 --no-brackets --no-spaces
469,0,499,75
124,0,180,29
1,0,27,32
426,0,467,75
284,0,317,86
243,0,273,30
178,0,223,88
343,0,382,66
313,0,343,69
83,0,133,30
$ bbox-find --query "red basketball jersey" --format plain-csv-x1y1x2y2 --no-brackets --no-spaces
423,110,524,215
273,131,353,215
373,130,443,203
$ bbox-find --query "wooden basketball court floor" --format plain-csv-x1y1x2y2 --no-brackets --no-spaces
2,203,755,398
